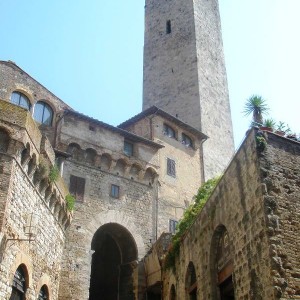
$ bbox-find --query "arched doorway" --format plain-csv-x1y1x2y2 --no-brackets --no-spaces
89,223,138,300
185,262,197,300
210,226,235,300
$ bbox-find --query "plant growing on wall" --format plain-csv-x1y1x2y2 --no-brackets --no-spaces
49,164,59,183
164,176,220,271
243,95,269,125
65,194,75,211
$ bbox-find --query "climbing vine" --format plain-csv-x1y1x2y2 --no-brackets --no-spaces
164,176,221,271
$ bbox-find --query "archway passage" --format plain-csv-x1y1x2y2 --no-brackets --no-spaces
89,223,138,300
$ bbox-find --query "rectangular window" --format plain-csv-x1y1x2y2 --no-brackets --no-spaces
167,158,176,177
69,175,86,202
124,141,133,156
111,184,120,199
169,219,178,234
166,20,172,34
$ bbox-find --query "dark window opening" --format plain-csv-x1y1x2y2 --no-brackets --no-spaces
167,158,176,177
10,91,31,110
111,184,120,198
169,219,178,234
182,133,193,148
33,101,53,126
166,20,172,34
163,124,176,139
69,175,86,202
124,141,133,156
89,125,95,131
10,266,26,300
38,285,49,300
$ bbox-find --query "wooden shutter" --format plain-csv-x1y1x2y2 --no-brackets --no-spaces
69,175,85,202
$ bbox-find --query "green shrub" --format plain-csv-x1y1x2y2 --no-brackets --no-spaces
49,164,59,182
65,194,75,211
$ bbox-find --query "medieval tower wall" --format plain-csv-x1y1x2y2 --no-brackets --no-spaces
143,0,235,179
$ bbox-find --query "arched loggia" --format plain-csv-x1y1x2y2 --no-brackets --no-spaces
89,223,138,300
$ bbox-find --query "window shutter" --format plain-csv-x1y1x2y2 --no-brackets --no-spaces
76,177,86,202
69,175,85,202
167,158,176,177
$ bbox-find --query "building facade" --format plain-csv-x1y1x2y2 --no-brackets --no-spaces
0,0,299,299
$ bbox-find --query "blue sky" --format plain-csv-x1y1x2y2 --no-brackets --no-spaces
0,1,299,147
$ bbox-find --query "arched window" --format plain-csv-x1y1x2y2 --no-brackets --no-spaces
10,266,27,300
10,91,31,110
182,133,193,148
163,123,176,139
0,128,9,152
33,101,53,125
38,285,49,300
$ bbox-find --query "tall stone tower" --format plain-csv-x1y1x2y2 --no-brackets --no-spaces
143,0,234,179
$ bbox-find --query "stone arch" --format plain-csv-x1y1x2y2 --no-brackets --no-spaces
67,143,82,160
36,274,52,300
115,158,127,176
21,143,31,165
9,252,33,288
85,148,97,165
0,127,10,153
87,210,146,259
28,153,37,176
210,225,235,300
129,163,142,180
144,167,158,185
100,153,112,170
89,223,138,300
185,261,197,300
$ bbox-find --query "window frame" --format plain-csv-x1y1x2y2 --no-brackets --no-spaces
124,141,134,156
69,175,86,202
167,158,176,178
163,124,176,139
33,101,54,126
182,133,193,148
169,219,178,234
110,184,120,199
10,91,31,111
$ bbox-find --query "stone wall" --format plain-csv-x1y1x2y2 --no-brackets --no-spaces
162,130,300,299
0,101,71,300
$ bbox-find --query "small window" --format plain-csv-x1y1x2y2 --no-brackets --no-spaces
166,20,172,34
69,175,86,202
11,91,31,110
38,285,49,300
124,141,133,156
167,158,176,177
33,101,53,126
89,125,95,131
111,184,120,199
169,219,178,234
182,133,193,148
163,124,176,139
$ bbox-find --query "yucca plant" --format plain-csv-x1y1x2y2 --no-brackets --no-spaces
243,95,269,125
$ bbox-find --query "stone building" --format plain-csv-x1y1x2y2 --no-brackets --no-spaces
0,0,299,300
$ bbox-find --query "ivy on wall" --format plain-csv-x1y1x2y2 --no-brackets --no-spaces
164,176,221,271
